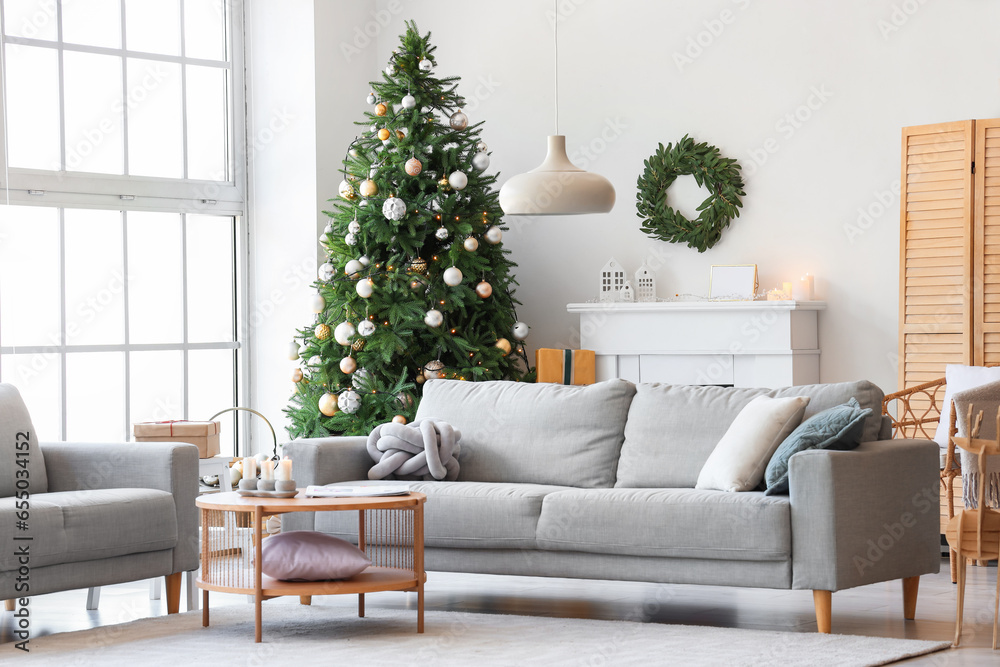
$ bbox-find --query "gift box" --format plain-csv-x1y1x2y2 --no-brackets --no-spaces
133,420,221,458
535,349,596,385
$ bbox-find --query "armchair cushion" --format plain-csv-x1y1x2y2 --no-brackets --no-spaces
0,383,48,495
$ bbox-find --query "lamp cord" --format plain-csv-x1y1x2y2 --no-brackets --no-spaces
553,0,559,136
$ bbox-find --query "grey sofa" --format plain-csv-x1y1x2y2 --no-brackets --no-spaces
0,384,199,615
283,378,941,633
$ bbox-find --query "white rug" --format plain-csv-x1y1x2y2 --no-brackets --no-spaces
12,602,950,667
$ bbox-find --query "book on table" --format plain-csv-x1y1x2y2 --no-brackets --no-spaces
304,484,411,498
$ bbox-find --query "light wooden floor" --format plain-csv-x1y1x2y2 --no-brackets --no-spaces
1,557,997,664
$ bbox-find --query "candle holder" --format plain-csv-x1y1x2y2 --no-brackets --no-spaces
258,479,275,492
274,479,296,493
238,478,258,491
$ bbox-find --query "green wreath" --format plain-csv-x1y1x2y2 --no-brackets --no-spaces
636,136,745,253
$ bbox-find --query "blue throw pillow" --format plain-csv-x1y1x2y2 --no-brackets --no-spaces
764,398,872,495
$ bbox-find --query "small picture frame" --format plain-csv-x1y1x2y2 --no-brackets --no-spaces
709,264,758,301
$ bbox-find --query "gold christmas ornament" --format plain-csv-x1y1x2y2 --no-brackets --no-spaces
291,368,303,383
338,180,356,200
340,356,357,374
396,130,405,140
463,236,479,252
415,373,426,384
407,258,428,275
318,392,339,417
314,323,331,341
352,338,366,352
476,281,493,298
359,179,378,197
392,415,408,424
438,177,451,191
375,103,387,116
378,128,390,141
495,338,512,355
405,157,423,176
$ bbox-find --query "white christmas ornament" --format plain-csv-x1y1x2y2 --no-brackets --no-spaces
339,356,357,374
318,262,335,281
435,226,449,240
356,278,374,298
424,309,444,328
358,319,376,336
338,389,361,414
423,360,445,379
382,197,406,221
463,236,479,252
448,171,468,190
338,180,354,199
324,223,333,234
402,94,416,109
319,233,329,244
345,259,364,277
334,321,356,346
286,341,300,361
485,226,503,244
418,58,432,71
443,266,463,286
345,232,357,246
352,367,375,392
366,93,376,105
385,63,396,76
359,255,370,266
348,220,361,234
360,199,369,207
310,293,325,313
476,141,488,152
472,151,490,171
512,321,529,340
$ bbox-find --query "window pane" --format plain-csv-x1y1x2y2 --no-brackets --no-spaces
63,51,124,175
127,212,183,343
183,0,225,61
61,0,120,49
186,65,228,181
3,0,58,40
186,215,233,343
125,0,180,55
126,58,183,177
64,209,125,346
130,349,183,422
189,348,235,455
4,44,60,170
0,206,61,346
66,351,125,441
0,352,61,440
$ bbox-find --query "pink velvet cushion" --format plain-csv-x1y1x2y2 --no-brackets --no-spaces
261,531,371,581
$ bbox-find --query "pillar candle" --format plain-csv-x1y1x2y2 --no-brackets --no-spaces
242,457,256,479
260,459,274,480
276,457,292,481
782,282,793,300
802,273,814,300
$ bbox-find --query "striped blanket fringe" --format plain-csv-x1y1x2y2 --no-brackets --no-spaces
961,450,1000,509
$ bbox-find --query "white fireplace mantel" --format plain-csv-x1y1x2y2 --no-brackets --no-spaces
567,300,826,388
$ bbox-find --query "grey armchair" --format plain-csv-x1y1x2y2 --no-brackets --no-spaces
0,383,199,614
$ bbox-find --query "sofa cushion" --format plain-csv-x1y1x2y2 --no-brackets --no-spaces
770,380,884,443
0,488,178,572
313,480,571,549
616,384,770,488
535,488,790,561
0,383,48,496
261,531,371,581
415,379,636,488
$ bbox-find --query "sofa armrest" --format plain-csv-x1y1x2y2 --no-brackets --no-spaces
279,437,370,532
41,441,200,573
789,439,941,592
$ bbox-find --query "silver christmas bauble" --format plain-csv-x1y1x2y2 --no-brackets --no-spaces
435,226,449,240
319,233,329,244
356,278,374,298
448,171,468,190
358,319,376,337
472,151,490,171
334,321,356,346
366,93,376,105
443,266,463,286
423,360,445,379
485,225,502,244
339,356,357,374
338,389,361,414
345,259,363,277
318,262,335,281
418,58,432,72
348,220,361,234
476,141,488,152
385,63,395,76
397,392,414,408
345,232,357,246
352,367,375,392
512,321,529,340
382,196,406,221
324,223,333,234
286,341,300,361
359,255,370,266
449,111,468,130
463,236,479,252
401,94,416,109
310,293,326,313
424,309,443,328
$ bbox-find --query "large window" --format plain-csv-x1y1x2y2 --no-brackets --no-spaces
0,0,246,453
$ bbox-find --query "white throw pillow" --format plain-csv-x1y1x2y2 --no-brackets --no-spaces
695,395,810,492
932,365,1000,448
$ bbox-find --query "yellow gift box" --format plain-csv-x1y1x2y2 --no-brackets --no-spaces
535,349,596,385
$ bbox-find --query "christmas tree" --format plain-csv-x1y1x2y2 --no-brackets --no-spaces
285,21,532,438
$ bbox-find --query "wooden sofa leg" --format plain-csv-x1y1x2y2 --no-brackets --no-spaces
165,572,182,614
4,599,14,612
813,590,832,633
903,576,920,620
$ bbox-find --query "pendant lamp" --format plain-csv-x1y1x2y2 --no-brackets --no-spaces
499,7,615,216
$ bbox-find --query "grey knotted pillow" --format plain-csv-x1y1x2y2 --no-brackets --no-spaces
366,418,461,481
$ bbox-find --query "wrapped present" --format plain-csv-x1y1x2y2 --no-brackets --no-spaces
133,420,221,458
535,349,596,385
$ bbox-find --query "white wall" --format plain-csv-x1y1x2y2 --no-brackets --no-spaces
341,0,999,396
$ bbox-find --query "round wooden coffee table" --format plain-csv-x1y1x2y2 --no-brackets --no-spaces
196,491,426,642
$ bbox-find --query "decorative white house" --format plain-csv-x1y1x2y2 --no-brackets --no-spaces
634,264,656,302
599,257,626,303
619,280,635,302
